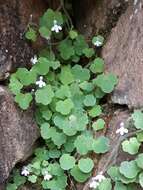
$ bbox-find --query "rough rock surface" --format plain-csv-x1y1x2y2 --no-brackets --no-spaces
95,109,142,190
96,110,131,173
102,1,143,108
0,0,47,81
81,110,131,190
0,86,39,184
73,0,128,38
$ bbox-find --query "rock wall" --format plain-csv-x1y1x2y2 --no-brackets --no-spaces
0,0,47,81
73,0,128,38
102,1,143,108
0,86,39,184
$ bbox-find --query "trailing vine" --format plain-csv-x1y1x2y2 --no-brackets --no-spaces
9,4,143,190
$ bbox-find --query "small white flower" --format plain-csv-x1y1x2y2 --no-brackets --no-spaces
36,76,46,88
21,166,30,176
92,172,106,183
51,20,62,33
31,89,35,92
94,40,102,47
89,180,99,189
31,55,38,65
116,122,128,136
120,122,125,127
44,171,52,181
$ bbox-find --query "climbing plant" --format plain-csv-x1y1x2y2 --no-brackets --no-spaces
6,5,123,190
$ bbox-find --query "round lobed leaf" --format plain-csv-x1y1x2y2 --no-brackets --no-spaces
122,137,140,155
70,165,91,182
59,154,75,170
35,85,54,105
78,158,94,173
119,161,140,179
56,98,74,115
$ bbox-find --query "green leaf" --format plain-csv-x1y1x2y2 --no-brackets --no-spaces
72,64,90,82
95,73,118,93
55,85,71,99
74,135,93,155
42,175,67,190
54,111,88,136
50,60,60,70
122,137,140,155
82,48,94,58
56,98,74,115
79,81,94,92
69,30,78,39
6,183,17,190
119,174,137,184
83,94,96,107
16,68,37,86
119,161,140,179
54,114,77,136
48,163,64,176
70,165,91,182
64,137,76,152
107,166,120,182
78,158,94,173
114,182,127,190
92,136,110,154
9,75,23,95
90,58,104,73
35,147,49,161
92,119,105,131
136,153,143,169
48,149,61,158
40,9,63,29
132,110,143,129
33,57,50,75
127,184,137,190
32,161,41,170
35,85,54,105
92,35,104,47
74,35,88,56
40,107,52,121
15,93,33,110
137,131,143,142
58,39,75,60
39,26,51,39
139,172,143,187
98,178,112,190
13,170,26,186
60,154,75,170
40,123,54,140
25,27,37,42
28,175,37,183
52,132,67,146
89,105,102,118
94,88,105,99
59,66,74,85
56,175,67,189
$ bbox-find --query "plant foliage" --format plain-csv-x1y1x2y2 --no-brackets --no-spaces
7,6,119,190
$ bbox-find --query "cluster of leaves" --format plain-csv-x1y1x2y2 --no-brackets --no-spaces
7,8,118,190
106,110,143,190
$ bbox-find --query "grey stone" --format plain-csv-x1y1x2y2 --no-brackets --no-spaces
102,1,143,108
73,0,129,38
0,86,39,184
